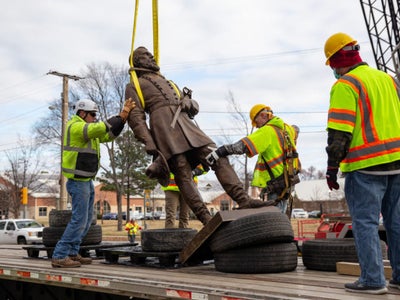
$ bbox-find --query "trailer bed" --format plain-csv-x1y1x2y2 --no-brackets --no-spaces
0,245,399,299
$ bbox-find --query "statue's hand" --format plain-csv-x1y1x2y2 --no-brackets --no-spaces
181,97,199,118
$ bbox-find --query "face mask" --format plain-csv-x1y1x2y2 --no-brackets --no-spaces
333,69,341,79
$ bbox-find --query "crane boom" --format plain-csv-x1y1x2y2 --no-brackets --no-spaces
360,0,400,79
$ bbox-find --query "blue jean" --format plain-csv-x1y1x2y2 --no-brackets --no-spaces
268,192,288,214
52,179,95,259
345,171,400,286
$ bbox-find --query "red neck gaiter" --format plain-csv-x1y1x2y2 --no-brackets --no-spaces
330,49,362,68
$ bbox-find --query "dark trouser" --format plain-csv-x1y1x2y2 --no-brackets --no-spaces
164,190,190,228
128,234,135,244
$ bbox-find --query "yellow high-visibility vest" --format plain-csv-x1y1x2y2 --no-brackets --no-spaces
327,65,400,172
242,117,299,188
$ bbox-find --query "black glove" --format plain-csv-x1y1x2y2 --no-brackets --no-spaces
192,167,204,177
326,166,339,190
106,116,125,137
205,146,229,165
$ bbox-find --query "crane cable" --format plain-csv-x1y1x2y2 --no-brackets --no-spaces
129,0,160,109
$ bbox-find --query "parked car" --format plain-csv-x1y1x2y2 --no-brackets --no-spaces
291,208,309,219
131,212,144,221
157,212,166,220
141,212,154,220
102,212,117,220
308,210,321,218
0,219,43,245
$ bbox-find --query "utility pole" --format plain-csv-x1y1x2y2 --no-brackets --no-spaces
47,70,84,210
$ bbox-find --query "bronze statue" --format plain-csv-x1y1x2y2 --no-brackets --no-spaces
125,46,272,225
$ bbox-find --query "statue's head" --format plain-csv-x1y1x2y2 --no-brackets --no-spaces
131,47,160,72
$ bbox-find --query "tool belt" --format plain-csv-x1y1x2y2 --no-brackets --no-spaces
260,173,300,201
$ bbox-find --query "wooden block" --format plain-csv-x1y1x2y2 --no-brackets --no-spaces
336,261,392,279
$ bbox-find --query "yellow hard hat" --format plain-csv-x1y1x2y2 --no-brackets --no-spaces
324,32,357,66
250,104,272,127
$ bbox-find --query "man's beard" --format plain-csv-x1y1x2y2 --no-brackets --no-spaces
138,61,160,72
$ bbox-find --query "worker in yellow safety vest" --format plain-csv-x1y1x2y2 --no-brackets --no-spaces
162,165,206,228
51,98,135,268
125,218,142,243
324,32,400,294
206,104,300,214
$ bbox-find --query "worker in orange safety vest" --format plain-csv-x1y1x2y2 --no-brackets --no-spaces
125,218,141,243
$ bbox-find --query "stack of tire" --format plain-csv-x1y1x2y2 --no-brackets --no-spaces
302,238,388,271
140,228,198,267
42,210,102,255
208,210,298,273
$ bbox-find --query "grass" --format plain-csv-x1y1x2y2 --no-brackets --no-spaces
99,219,204,241
99,218,321,241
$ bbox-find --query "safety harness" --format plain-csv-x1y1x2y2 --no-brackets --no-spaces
260,124,300,210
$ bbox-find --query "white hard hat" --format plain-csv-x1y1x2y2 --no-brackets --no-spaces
73,99,99,114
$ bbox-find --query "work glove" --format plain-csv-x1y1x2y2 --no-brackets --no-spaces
205,146,229,166
326,166,339,190
106,116,124,137
119,98,136,122
192,167,204,177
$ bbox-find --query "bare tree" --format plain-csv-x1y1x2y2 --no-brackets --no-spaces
3,138,49,217
99,131,156,226
219,91,253,191
33,62,159,230
74,63,126,229
33,98,64,149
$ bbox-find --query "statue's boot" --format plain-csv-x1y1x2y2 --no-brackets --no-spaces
213,157,276,209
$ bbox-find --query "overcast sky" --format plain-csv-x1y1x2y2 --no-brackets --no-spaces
0,0,376,175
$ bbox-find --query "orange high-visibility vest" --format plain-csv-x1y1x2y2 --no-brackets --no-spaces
327,64,400,172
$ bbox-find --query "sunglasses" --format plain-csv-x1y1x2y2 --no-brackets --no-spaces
89,112,97,117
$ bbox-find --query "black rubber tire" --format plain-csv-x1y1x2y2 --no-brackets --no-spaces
49,209,97,227
141,228,197,252
42,225,102,247
302,238,388,271
17,236,27,245
214,242,298,274
209,211,294,253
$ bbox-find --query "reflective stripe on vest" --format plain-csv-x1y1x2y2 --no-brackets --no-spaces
330,73,400,171
244,125,285,187
161,172,199,192
62,121,98,178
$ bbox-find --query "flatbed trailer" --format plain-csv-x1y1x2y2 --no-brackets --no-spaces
0,245,399,300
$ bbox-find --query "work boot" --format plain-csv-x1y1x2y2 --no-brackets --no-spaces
51,256,81,268
69,254,92,265
213,158,274,209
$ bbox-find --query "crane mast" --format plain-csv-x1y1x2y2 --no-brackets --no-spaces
360,0,400,79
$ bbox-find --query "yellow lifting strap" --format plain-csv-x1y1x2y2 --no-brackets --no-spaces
152,0,159,66
129,0,160,109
